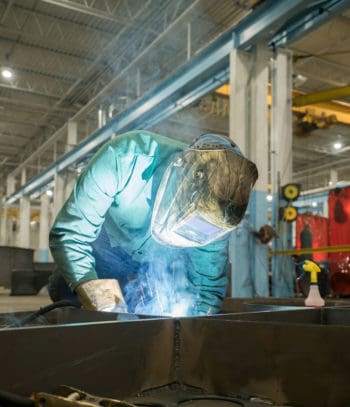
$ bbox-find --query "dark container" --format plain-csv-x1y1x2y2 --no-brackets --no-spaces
0,246,34,288
33,262,56,292
11,269,37,295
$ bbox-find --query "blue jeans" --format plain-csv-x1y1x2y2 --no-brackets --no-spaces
48,226,143,311
48,226,182,313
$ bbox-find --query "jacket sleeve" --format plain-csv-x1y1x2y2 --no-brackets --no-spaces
186,237,230,315
49,143,124,291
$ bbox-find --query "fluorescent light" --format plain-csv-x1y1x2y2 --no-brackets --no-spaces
1,68,13,79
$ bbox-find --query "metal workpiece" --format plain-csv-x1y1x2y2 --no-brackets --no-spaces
179,309,350,407
1,305,350,406
180,319,329,406
0,307,160,329
0,317,175,399
221,296,350,312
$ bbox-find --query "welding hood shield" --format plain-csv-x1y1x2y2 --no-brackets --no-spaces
151,135,258,247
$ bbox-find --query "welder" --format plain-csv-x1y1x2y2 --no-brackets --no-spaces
49,131,258,316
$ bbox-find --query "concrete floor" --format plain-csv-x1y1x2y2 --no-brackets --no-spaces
0,287,52,313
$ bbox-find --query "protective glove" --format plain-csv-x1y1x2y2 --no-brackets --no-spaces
75,279,128,313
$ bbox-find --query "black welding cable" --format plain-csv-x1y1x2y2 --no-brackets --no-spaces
0,389,34,407
8,300,80,328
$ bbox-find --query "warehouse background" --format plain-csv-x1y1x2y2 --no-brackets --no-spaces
1,3,350,406
0,0,349,292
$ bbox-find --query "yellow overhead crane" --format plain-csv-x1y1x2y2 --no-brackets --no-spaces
215,84,350,125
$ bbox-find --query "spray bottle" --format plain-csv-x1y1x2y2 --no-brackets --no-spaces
297,260,325,307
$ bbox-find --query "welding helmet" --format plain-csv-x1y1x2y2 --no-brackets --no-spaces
151,134,258,247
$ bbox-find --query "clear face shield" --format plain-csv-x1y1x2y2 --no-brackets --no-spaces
151,138,258,248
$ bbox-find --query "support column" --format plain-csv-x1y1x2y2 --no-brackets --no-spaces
65,120,78,200
17,196,30,248
136,69,141,98
229,48,252,154
65,171,77,201
330,168,338,186
0,200,7,245
229,44,270,297
67,120,78,153
6,174,15,196
53,172,65,223
270,48,294,297
17,169,31,248
98,108,107,128
229,48,253,297
249,43,270,297
38,193,50,262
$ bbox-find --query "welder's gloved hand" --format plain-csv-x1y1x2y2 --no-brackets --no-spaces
75,279,128,313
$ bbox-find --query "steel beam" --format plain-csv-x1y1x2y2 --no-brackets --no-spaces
41,0,138,24
2,307,350,405
232,0,311,48
293,85,350,106
0,0,14,24
270,0,350,47
5,0,350,204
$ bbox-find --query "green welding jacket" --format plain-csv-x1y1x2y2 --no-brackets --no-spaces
49,131,229,315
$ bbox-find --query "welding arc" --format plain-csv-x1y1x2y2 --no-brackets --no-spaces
8,300,80,328
0,389,34,407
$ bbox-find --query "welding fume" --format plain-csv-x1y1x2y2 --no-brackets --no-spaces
49,131,258,316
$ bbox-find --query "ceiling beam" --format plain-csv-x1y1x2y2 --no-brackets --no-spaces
268,0,350,47
0,0,14,24
295,157,350,179
0,95,77,114
0,131,29,141
40,0,137,24
0,81,65,100
0,116,41,128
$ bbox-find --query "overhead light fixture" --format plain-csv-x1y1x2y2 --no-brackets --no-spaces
294,74,307,87
333,142,342,150
1,68,13,80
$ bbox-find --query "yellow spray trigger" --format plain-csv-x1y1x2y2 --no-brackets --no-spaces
299,260,325,307
302,260,321,284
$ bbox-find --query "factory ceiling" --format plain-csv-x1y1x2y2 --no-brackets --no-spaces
0,0,349,200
